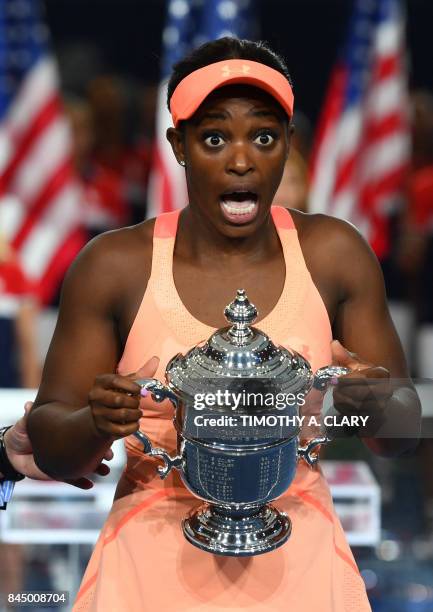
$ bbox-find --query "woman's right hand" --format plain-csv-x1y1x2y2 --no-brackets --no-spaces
89,356,159,439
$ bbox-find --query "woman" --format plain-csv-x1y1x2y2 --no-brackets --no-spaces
28,39,420,611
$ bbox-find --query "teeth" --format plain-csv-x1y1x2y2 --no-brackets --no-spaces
221,200,257,215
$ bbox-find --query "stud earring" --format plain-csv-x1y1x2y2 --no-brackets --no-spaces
179,160,186,167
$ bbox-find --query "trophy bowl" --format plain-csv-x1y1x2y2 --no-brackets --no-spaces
133,290,348,556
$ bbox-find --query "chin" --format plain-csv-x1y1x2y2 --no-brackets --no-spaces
215,212,268,239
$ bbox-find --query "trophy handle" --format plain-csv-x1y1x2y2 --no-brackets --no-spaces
134,377,178,408
297,436,331,467
299,365,351,466
133,431,183,479
133,378,182,479
312,365,351,392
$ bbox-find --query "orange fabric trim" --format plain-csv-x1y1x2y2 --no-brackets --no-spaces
153,210,180,238
290,486,335,524
74,488,178,604
271,205,295,230
290,485,360,576
334,545,360,575
75,573,97,604
102,487,179,546
153,206,293,241
75,483,361,607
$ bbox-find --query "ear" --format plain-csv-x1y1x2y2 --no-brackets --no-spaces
166,127,186,166
285,122,294,160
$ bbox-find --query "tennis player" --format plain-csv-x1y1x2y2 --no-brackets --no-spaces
28,38,420,611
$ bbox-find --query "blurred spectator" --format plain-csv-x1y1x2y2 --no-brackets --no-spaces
397,91,433,540
87,75,125,174
401,91,433,377
65,97,127,238
291,110,313,161
86,76,156,223
0,234,40,389
127,82,158,223
273,110,312,212
273,148,309,212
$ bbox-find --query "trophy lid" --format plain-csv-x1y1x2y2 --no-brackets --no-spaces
166,289,313,398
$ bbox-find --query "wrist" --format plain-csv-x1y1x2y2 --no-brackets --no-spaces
0,426,25,482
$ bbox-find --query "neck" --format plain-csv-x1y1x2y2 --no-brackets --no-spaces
175,205,280,269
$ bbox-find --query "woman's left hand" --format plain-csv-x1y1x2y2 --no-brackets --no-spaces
5,402,113,488
330,340,393,428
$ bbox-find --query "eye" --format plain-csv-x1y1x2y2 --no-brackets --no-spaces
253,131,277,146
204,133,224,148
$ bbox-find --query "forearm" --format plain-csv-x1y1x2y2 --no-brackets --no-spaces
359,386,421,457
27,402,114,479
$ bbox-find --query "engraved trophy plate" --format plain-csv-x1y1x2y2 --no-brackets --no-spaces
134,290,349,556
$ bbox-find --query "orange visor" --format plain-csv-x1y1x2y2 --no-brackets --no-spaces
169,59,294,127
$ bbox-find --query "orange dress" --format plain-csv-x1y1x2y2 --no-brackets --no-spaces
73,207,371,611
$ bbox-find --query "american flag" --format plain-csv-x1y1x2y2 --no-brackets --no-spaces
0,0,85,304
309,0,410,259
147,0,257,218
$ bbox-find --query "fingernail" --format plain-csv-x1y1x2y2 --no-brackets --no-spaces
140,388,148,397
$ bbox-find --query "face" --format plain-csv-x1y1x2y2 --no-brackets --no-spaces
167,85,291,238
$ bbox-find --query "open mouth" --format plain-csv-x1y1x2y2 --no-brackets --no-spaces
219,191,259,225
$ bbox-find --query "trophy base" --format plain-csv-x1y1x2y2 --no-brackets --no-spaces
182,503,291,557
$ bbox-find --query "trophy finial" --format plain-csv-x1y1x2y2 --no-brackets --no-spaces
224,290,257,344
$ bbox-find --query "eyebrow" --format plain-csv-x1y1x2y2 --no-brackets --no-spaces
248,109,282,121
195,111,229,125
194,107,283,126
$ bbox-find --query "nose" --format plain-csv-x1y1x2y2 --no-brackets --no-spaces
226,142,254,176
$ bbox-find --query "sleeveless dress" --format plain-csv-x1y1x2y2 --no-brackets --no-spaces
73,206,371,612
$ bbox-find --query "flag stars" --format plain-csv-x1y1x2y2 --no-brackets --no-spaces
355,19,372,39
359,0,377,15
169,0,190,19
217,1,238,20
7,49,32,68
32,24,49,44
5,0,31,18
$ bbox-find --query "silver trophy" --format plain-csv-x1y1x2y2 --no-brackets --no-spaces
134,290,348,557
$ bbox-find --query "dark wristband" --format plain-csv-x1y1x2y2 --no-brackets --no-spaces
0,426,25,482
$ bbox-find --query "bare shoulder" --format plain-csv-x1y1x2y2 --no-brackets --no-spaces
61,218,156,314
289,208,368,249
287,208,384,302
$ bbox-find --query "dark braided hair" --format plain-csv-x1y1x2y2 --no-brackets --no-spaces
167,38,293,111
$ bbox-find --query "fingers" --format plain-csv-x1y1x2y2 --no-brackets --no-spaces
12,401,35,437
103,448,114,461
94,463,110,476
89,388,141,410
95,407,142,424
63,477,94,490
90,367,157,439
330,340,371,371
129,356,159,380
91,416,140,438
24,401,34,415
63,462,111,490
333,368,392,415
95,374,142,395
